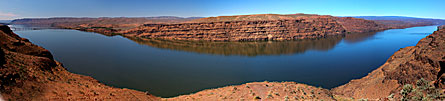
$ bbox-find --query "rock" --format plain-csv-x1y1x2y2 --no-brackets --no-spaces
120,14,396,41
122,15,351,41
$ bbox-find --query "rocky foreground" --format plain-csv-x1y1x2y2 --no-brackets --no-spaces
0,25,159,100
1,24,445,100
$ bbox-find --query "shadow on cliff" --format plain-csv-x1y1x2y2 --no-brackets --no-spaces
125,32,378,56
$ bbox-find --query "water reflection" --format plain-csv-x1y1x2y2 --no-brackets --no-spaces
343,32,379,44
126,32,377,56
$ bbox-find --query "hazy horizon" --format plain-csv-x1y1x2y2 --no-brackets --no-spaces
1,0,444,20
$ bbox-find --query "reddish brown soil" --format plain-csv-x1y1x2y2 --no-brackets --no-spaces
166,82,335,101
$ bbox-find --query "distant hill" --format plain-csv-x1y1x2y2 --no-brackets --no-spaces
355,16,442,20
354,16,445,25
10,16,202,27
351,16,445,29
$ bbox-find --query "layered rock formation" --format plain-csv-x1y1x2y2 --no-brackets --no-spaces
121,14,386,41
0,25,159,100
332,26,445,99
11,14,441,41
334,17,385,33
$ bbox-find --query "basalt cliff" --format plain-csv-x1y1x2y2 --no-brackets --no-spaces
121,14,383,41
13,14,441,41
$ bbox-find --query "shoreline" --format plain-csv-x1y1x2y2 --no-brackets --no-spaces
2,24,444,100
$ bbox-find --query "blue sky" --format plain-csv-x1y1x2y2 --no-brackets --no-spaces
1,0,444,20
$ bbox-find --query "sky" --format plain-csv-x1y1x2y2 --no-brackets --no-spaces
1,0,444,20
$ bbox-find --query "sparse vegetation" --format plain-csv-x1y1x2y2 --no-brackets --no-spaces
284,96,289,101
387,93,394,99
358,98,368,101
400,78,444,101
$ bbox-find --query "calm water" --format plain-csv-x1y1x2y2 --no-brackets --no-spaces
12,25,438,97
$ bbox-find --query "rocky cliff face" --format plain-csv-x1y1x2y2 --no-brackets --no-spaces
120,14,399,41
122,15,349,41
0,25,159,100
332,26,445,100
335,17,385,33
11,14,437,41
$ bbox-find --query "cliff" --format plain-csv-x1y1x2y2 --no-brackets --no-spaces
10,14,439,41
121,14,386,41
0,25,159,100
122,15,349,41
122,14,437,41
332,26,445,100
